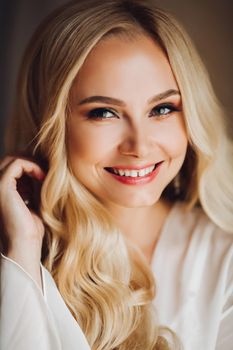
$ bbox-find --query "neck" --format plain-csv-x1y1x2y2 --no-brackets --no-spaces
105,199,172,264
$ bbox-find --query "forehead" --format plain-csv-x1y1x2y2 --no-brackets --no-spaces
73,34,179,101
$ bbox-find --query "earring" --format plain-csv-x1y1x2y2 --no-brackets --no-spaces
174,173,181,196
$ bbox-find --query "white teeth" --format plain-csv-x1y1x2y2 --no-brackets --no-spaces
131,170,137,177
125,170,130,177
112,165,155,177
138,169,146,177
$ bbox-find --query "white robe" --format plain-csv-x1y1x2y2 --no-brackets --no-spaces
1,202,233,349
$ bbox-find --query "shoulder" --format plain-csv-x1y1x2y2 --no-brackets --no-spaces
163,202,233,301
174,201,233,250
173,202,233,286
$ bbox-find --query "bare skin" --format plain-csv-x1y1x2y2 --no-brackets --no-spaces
0,157,45,288
108,200,172,263
0,35,187,283
68,34,188,263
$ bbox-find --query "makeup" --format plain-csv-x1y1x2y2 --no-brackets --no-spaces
104,161,163,185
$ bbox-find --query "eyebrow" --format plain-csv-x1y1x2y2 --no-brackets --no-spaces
77,89,180,106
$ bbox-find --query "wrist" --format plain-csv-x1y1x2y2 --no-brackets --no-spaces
8,235,42,251
7,241,43,289
8,237,42,262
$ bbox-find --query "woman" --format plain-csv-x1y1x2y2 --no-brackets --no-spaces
0,0,232,349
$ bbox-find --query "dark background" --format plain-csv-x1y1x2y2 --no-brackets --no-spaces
0,0,233,156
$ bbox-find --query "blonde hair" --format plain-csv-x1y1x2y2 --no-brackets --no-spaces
4,0,233,348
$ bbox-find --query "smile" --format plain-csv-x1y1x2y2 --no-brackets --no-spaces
104,161,163,185
106,164,155,177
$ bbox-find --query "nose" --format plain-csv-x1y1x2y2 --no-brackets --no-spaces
118,122,154,158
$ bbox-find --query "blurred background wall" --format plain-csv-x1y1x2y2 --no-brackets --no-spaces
0,0,232,156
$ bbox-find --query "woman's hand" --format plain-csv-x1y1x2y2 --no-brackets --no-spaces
0,156,46,288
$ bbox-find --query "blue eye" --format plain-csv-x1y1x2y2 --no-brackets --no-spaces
150,104,180,118
87,108,118,119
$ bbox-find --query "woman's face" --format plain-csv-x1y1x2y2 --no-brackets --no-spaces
68,34,188,208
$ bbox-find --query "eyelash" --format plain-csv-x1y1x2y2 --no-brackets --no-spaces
86,103,180,120
87,108,117,119
149,104,181,118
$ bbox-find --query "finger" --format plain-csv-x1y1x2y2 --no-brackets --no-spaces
0,156,16,171
1,159,46,186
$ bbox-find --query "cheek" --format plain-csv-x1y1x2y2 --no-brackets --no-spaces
167,130,187,158
156,116,188,158
67,122,120,164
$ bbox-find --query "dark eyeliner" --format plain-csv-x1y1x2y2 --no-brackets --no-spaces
150,103,181,117
87,107,118,119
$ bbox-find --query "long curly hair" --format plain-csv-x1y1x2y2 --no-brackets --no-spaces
4,0,233,348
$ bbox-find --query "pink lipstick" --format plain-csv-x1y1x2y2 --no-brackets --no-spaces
104,161,163,185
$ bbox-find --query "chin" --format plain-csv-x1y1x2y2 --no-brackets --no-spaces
107,191,162,208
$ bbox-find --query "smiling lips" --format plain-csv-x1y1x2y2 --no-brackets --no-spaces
104,161,163,185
